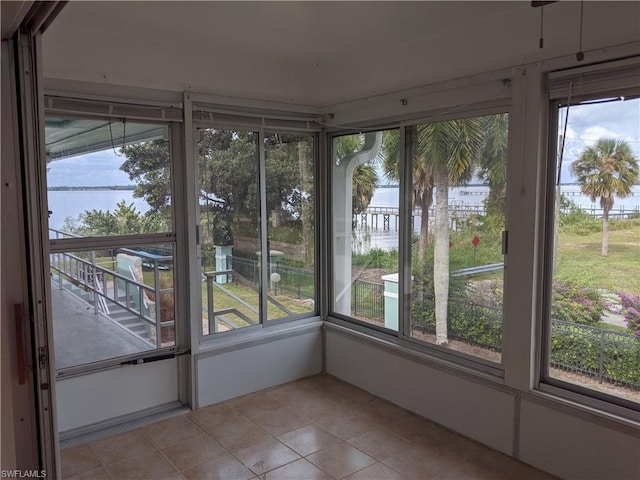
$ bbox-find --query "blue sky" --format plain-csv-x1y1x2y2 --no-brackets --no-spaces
558,97,640,183
46,98,639,187
47,149,131,187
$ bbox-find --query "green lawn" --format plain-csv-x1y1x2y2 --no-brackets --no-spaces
556,224,640,295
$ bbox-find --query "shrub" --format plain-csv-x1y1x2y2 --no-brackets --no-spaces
551,281,606,326
551,321,640,387
618,292,640,336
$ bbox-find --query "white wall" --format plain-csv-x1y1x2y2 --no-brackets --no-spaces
197,322,322,407
326,327,515,455
326,327,640,480
519,399,640,480
56,358,179,433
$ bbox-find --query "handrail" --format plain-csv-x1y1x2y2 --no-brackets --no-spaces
50,246,173,346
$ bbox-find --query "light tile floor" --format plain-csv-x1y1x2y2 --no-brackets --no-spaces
61,374,557,480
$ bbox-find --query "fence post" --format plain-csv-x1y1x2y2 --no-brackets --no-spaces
599,329,605,384
297,269,302,299
154,258,162,348
207,277,215,334
91,251,98,314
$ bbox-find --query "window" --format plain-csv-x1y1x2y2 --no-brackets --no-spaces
332,129,400,330
46,116,178,371
543,84,640,408
197,127,317,335
405,114,508,364
330,114,508,366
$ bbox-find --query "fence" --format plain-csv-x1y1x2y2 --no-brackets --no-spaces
351,280,384,320
359,285,639,389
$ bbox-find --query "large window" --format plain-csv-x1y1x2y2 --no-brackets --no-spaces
198,128,317,335
406,114,508,364
332,130,399,330
543,91,640,408
331,114,509,366
46,116,178,371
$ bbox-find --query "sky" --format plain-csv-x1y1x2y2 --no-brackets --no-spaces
558,97,640,184
46,98,640,188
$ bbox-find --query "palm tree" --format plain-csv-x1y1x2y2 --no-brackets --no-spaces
419,119,483,345
571,138,639,256
382,129,433,263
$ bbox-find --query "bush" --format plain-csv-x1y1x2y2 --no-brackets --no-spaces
551,281,606,326
410,294,502,351
551,322,640,387
618,292,640,335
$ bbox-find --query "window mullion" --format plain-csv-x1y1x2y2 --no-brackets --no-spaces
258,128,268,326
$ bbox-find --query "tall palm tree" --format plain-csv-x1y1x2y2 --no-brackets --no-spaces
419,119,483,345
382,129,433,262
571,138,639,256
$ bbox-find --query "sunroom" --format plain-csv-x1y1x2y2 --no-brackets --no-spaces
2,2,639,479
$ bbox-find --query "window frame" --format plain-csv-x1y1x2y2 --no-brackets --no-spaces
327,101,512,377
43,106,185,377
538,59,640,416
192,114,321,340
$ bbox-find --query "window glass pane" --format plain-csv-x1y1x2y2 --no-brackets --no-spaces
547,97,640,404
332,130,400,329
265,133,316,321
51,244,175,370
46,117,172,238
408,114,508,364
198,129,261,334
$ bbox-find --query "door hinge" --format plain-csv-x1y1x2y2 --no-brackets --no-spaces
502,230,508,255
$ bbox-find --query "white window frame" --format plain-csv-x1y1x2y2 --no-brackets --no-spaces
537,58,640,417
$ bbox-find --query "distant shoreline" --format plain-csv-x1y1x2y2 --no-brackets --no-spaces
47,186,135,191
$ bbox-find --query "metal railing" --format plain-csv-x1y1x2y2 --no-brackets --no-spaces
203,269,293,333
49,229,173,348
356,283,639,389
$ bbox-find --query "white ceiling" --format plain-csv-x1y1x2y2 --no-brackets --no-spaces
42,1,640,107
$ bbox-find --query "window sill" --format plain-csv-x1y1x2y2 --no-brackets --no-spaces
196,316,323,359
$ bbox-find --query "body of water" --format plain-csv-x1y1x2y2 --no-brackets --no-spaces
47,184,639,245
48,190,150,231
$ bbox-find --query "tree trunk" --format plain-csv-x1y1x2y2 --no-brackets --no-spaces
434,170,449,345
601,207,609,256
418,194,430,263
298,142,313,264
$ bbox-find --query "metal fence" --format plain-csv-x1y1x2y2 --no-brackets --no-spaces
351,280,384,320
357,284,639,389
550,320,639,389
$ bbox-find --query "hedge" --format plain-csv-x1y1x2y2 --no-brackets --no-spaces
410,295,639,389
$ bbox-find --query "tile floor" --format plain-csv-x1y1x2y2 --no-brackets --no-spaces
60,374,556,480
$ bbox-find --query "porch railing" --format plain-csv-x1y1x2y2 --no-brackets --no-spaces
49,228,173,348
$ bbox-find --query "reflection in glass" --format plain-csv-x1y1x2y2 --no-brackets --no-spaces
198,129,261,334
265,133,316,321
45,117,172,238
51,244,175,370
332,130,399,329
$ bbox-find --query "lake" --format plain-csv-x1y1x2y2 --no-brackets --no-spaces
48,190,150,232
48,185,639,244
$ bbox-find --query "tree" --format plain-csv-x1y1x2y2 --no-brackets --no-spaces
64,200,165,236
477,113,509,219
335,134,380,215
571,138,639,256
419,119,483,345
382,129,433,263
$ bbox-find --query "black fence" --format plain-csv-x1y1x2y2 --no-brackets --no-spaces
351,280,384,320
200,250,640,390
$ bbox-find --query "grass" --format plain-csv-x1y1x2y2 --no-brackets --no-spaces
556,222,640,295
201,281,314,330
